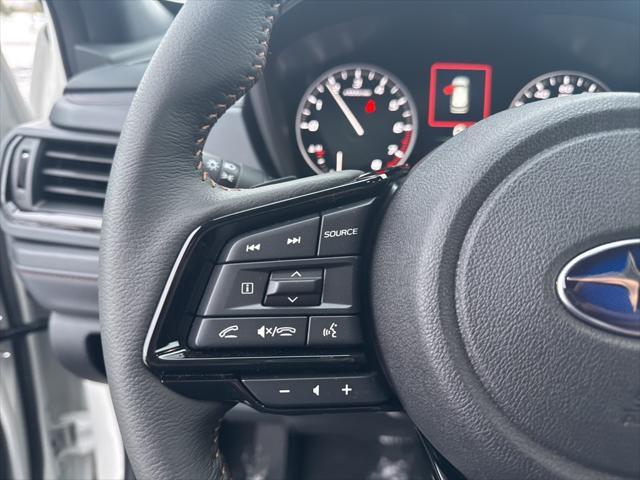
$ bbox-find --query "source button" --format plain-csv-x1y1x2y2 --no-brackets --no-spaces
318,199,375,256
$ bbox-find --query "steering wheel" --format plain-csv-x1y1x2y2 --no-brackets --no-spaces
99,2,640,479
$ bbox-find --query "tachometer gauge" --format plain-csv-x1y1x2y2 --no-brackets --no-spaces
511,71,609,108
296,64,418,174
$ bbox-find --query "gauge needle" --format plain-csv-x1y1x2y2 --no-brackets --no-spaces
326,82,365,136
336,151,343,171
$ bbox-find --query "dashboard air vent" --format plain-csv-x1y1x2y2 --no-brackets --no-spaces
36,140,115,213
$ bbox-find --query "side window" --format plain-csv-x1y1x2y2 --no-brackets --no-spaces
0,0,65,123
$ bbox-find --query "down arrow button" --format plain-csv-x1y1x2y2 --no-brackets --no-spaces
263,269,323,307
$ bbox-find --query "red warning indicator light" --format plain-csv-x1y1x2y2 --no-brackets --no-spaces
428,62,492,128
364,99,376,114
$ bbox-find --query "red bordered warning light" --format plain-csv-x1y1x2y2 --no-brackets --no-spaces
428,63,492,128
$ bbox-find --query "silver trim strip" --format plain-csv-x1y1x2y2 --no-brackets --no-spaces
2,202,102,231
142,225,202,365
16,265,99,281
157,350,355,362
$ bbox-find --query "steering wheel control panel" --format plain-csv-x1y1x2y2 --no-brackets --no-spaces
143,172,402,413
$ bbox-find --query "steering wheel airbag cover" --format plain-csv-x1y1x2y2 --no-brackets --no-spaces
373,93,640,480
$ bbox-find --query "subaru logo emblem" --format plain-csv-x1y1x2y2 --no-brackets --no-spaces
557,239,640,337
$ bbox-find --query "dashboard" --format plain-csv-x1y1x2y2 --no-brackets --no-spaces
250,0,640,177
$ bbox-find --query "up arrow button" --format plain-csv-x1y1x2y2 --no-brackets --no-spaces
264,269,323,307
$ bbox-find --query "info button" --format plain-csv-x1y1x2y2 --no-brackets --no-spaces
318,199,375,256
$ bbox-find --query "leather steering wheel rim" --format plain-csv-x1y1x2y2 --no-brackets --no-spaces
100,2,359,478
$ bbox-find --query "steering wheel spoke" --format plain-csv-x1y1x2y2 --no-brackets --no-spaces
143,170,403,413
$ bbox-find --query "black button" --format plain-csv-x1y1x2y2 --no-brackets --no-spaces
307,316,362,347
266,269,323,295
218,160,241,187
220,216,320,262
318,199,375,256
322,262,358,310
270,268,323,282
242,373,388,407
197,265,269,315
189,317,307,349
197,258,358,316
202,152,222,179
263,294,321,307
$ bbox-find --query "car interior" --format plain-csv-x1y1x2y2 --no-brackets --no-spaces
0,1,639,479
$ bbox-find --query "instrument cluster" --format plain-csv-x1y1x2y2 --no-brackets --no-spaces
252,1,640,177
295,62,611,174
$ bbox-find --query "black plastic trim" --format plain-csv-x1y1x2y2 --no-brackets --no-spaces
143,169,406,413
0,321,47,341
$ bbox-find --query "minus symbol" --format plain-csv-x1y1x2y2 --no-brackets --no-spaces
278,389,291,394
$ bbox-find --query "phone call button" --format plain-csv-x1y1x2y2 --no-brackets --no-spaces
188,316,307,349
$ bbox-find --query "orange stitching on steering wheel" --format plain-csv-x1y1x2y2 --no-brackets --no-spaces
194,1,281,192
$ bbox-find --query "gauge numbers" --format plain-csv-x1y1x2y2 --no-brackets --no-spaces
511,71,609,108
296,64,418,174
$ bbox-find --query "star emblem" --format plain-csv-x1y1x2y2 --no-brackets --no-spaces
567,252,640,312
